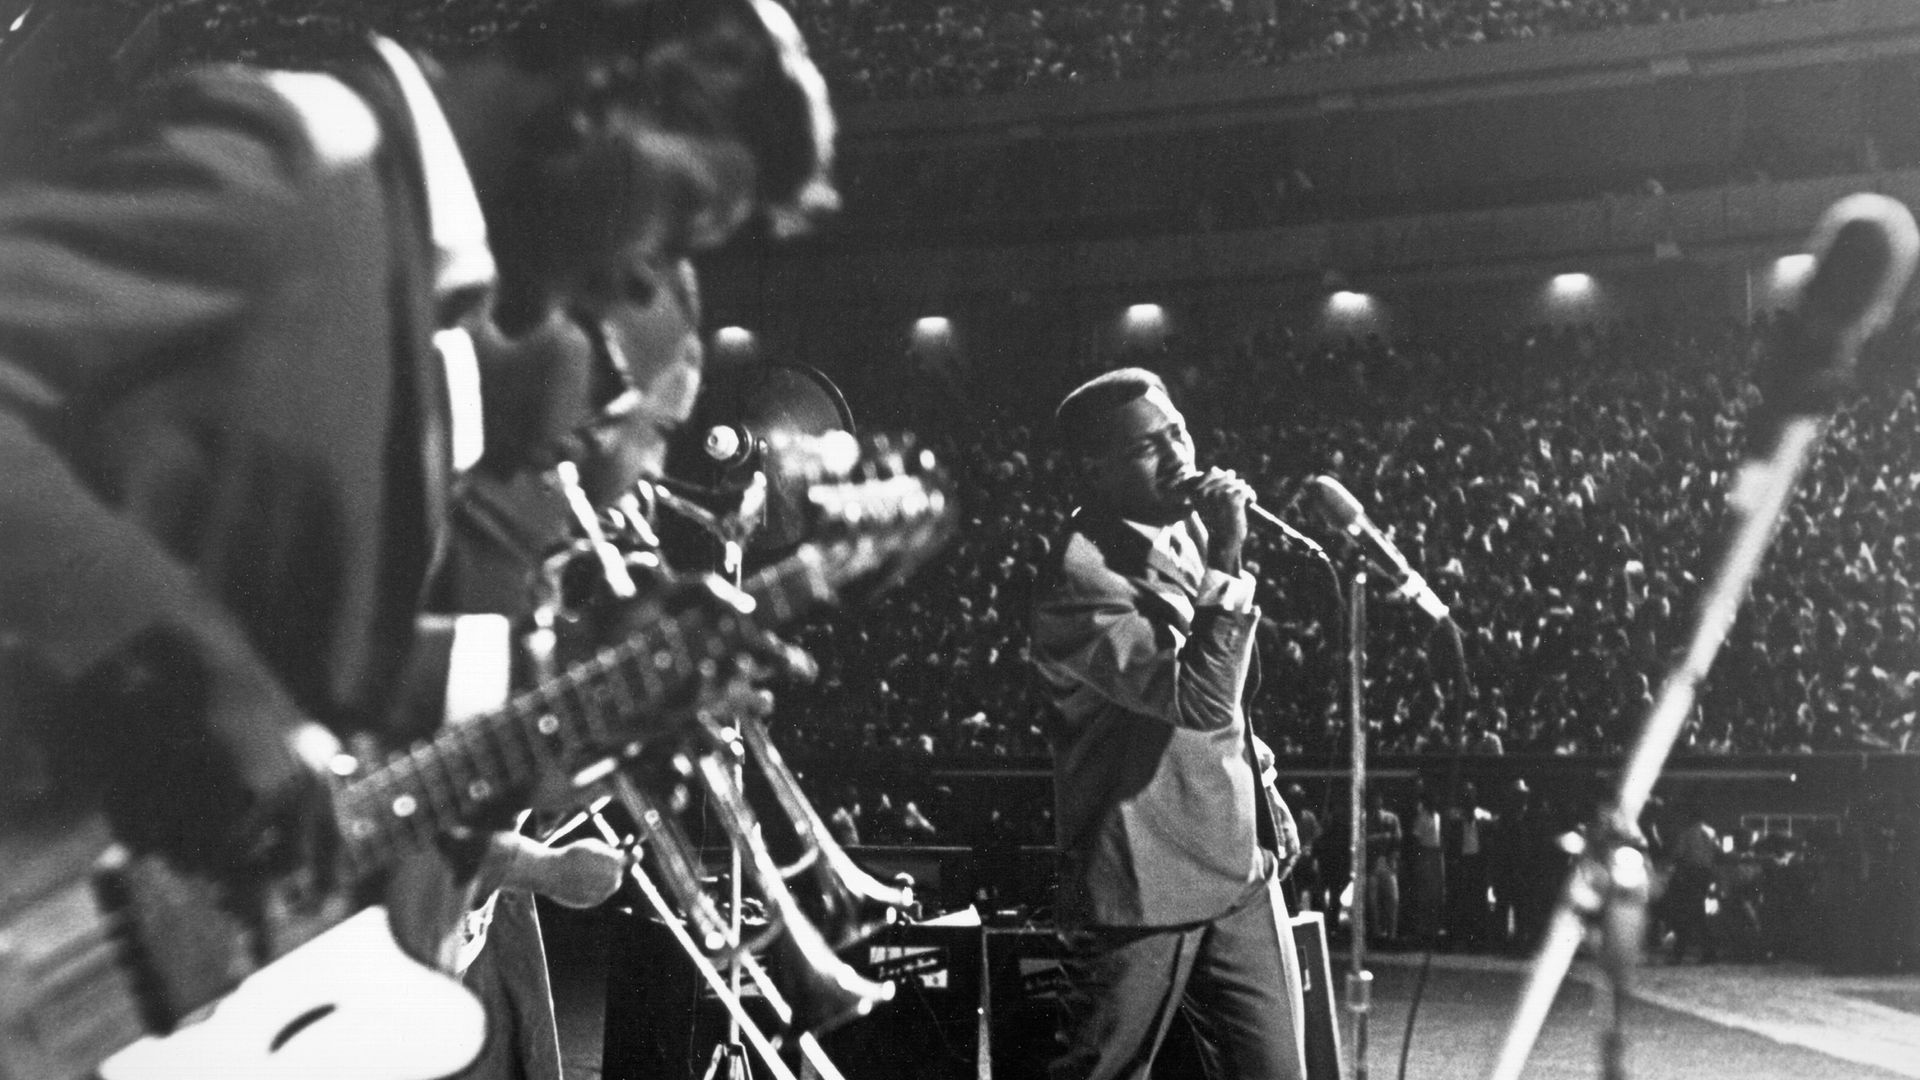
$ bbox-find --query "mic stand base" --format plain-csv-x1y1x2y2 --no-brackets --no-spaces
1489,813,1649,1080
1345,970,1373,1080
702,1042,755,1080
1573,815,1650,1080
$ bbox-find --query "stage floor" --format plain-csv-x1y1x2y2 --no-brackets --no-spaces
546,907,1920,1080
1351,952,1920,1080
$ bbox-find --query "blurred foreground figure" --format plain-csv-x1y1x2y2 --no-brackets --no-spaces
0,2,834,1078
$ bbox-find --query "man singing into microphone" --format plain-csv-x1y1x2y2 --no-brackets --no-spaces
1031,368,1305,1080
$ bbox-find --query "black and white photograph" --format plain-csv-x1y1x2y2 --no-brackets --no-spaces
1,2,1918,1079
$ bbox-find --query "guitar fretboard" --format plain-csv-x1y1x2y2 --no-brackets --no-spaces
332,546,841,877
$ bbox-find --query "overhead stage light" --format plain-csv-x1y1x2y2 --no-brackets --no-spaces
1550,273,1595,298
1328,290,1372,315
714,325,755,349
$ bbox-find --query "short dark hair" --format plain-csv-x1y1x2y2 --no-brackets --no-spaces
501,0,836,237
1054,367,1167,461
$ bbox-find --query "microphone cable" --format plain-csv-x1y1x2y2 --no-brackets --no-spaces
1394,612,1476,1080
1290,471,1473,1080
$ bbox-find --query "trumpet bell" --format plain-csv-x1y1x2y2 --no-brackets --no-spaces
692,749,896,1035
759,884,897,1036
733,715,910,950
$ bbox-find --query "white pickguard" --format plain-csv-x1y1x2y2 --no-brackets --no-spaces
98,907,485,1080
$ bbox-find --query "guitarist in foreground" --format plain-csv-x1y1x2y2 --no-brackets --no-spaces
0,2,837,1077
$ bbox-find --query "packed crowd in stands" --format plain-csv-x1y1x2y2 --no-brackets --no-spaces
785,313,1920,958
773,314,1920,767
790,0,1836,100
28,0,1839,99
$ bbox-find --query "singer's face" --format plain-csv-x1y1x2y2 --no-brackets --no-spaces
1088,390,1195,525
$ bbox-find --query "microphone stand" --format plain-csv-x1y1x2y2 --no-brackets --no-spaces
1487,190,1918,1080
1345,571,1374,1080
1245,484,1357,1078
706,530,755,1080
1486,414,1825,1080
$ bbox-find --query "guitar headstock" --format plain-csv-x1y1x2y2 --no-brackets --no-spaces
748,432,957,612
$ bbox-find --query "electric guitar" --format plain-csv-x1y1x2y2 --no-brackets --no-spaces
0,441,953,1080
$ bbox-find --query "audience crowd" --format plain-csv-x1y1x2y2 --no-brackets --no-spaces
777,314,1920,766
790,0,1835,100
31,0,1898,964
780,313,1920,964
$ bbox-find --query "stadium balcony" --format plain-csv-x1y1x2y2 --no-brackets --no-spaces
754,0,1920,250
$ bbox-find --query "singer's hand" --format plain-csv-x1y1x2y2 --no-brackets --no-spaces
1187,467,1254,574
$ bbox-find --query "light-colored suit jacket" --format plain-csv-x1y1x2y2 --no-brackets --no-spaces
1032,508,1273,929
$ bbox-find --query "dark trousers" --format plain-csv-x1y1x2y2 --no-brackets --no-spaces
1666,866,1717,962
1050,883,1306,1080
1448,854,1491,946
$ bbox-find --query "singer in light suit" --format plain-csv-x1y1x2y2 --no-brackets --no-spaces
1031,368,1306,1080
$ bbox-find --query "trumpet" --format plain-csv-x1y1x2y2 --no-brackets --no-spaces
730,713,910,950
529,427,954,1039
691,735,895,1034
609,769,733,955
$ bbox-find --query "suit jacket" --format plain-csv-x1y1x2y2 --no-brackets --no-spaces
0,58,451,810
1031,508,1272,929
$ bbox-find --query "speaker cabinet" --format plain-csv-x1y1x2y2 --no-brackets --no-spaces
815,923,985,1080
1291,912,1343,1080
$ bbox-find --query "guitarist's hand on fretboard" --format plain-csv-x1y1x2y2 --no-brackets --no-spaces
476,832,627,909
378,828,625,973
220,722,350,902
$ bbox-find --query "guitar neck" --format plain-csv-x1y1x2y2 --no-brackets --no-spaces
331,548,836,878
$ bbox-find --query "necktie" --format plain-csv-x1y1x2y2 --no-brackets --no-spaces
1166,526,1203,584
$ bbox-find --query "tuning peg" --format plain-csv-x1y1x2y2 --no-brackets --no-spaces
696,574,759,616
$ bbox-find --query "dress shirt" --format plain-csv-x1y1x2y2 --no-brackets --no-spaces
1124,518,1257,611
374,36,492,475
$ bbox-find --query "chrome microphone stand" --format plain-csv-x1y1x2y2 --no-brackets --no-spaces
1485,191,1919,1080
1344,571,1373,1080
1485,423,1815,1080
1251,489,1363,1080
705,533,754,1080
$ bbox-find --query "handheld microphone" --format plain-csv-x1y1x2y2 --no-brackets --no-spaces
1176,469,1328,561
1306,475,1451,623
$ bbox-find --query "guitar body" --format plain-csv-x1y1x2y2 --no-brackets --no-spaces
0,802,148,1080
0,439,955,1080
100,908,483,1080
0,798,484,1080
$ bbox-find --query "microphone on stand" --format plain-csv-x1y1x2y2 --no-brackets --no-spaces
1306,475,1451,623
1175,469,1328,561
704,423,762,469
1484,192,1919,1080
1754,192,1920,441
